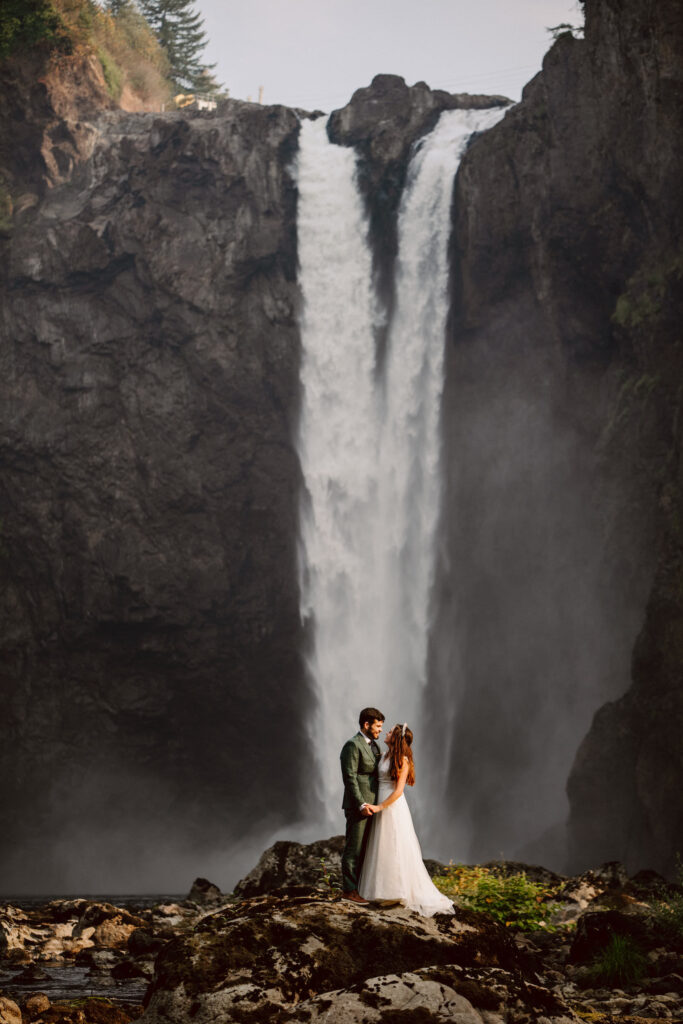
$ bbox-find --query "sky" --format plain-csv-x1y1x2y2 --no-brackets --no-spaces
196,0,584,111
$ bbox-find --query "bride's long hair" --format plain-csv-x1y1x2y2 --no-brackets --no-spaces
386,724,415,786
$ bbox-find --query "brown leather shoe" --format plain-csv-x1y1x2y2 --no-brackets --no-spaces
342,890,370,905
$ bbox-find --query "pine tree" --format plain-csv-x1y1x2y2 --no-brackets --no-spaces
107,0,135,15
139,0,218,93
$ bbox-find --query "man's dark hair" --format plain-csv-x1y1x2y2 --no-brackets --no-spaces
359,707,385,729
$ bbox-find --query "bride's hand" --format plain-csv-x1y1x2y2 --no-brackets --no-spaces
367,804,381,814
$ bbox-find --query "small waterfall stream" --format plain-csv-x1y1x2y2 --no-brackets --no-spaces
296,108,505,832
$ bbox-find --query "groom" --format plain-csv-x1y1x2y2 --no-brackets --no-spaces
340,706,385,904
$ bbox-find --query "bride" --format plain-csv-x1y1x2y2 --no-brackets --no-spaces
359,723,454,917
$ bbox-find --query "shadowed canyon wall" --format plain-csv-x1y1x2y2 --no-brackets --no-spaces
0,0,681,889
431,0,683,874
0,68,306,889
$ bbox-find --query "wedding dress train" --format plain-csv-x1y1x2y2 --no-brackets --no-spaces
358,755,454,917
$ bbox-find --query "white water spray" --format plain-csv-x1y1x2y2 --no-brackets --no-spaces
296,108,505,828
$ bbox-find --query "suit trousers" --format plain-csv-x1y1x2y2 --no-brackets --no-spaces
342,808,371,892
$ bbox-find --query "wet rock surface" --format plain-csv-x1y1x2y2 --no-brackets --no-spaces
2,848,683,1023
137,890,564,1024
0,887,227,1015
328,73,510,328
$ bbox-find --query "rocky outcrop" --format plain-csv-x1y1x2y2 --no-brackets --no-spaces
0,51,114,199
0,97,305,887
427,0,683,874
137,890,566,1024
3,843,683,1022
233,836,450,897
234,836,346,897
329,74,510,338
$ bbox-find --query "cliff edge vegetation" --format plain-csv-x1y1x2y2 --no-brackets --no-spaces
0,0,172,112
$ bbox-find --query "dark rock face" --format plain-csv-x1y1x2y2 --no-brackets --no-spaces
429,0,683,874
0,98,306,887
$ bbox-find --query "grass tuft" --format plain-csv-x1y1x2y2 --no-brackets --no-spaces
586,933,647,988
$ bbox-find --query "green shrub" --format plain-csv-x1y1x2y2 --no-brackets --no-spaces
432,864,556,932
317,857,341,892
651,857,683,941
97,45,122,98
586,933,647,987
652,894,683,940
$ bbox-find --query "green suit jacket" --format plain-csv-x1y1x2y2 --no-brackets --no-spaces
340,732,380,811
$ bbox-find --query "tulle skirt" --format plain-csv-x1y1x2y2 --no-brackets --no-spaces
358,784,454,917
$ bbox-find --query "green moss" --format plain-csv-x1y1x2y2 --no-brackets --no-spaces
97,46,122,98
613,291,662,329
612,252,683,330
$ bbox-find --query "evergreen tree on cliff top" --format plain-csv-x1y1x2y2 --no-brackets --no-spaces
139,0,218,93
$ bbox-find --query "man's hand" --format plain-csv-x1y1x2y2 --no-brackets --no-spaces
360,805,374,817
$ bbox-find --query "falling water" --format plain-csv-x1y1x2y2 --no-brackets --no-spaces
296,108,506,828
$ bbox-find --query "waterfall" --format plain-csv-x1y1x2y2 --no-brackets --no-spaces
296,107,506,830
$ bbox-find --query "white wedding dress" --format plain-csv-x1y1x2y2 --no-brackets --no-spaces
358,754,454,916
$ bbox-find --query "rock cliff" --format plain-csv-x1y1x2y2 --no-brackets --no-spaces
435,0,683,873
0,77,305,887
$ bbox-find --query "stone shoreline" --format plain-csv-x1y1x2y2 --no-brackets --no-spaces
1,839,682,1023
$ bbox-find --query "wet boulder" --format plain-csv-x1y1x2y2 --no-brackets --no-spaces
127,928,165,957
185,878,222,906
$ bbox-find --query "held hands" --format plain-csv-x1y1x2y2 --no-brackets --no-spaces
366,804,382,814
360,805,374,817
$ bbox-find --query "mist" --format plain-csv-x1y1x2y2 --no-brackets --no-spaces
423,295,654,868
